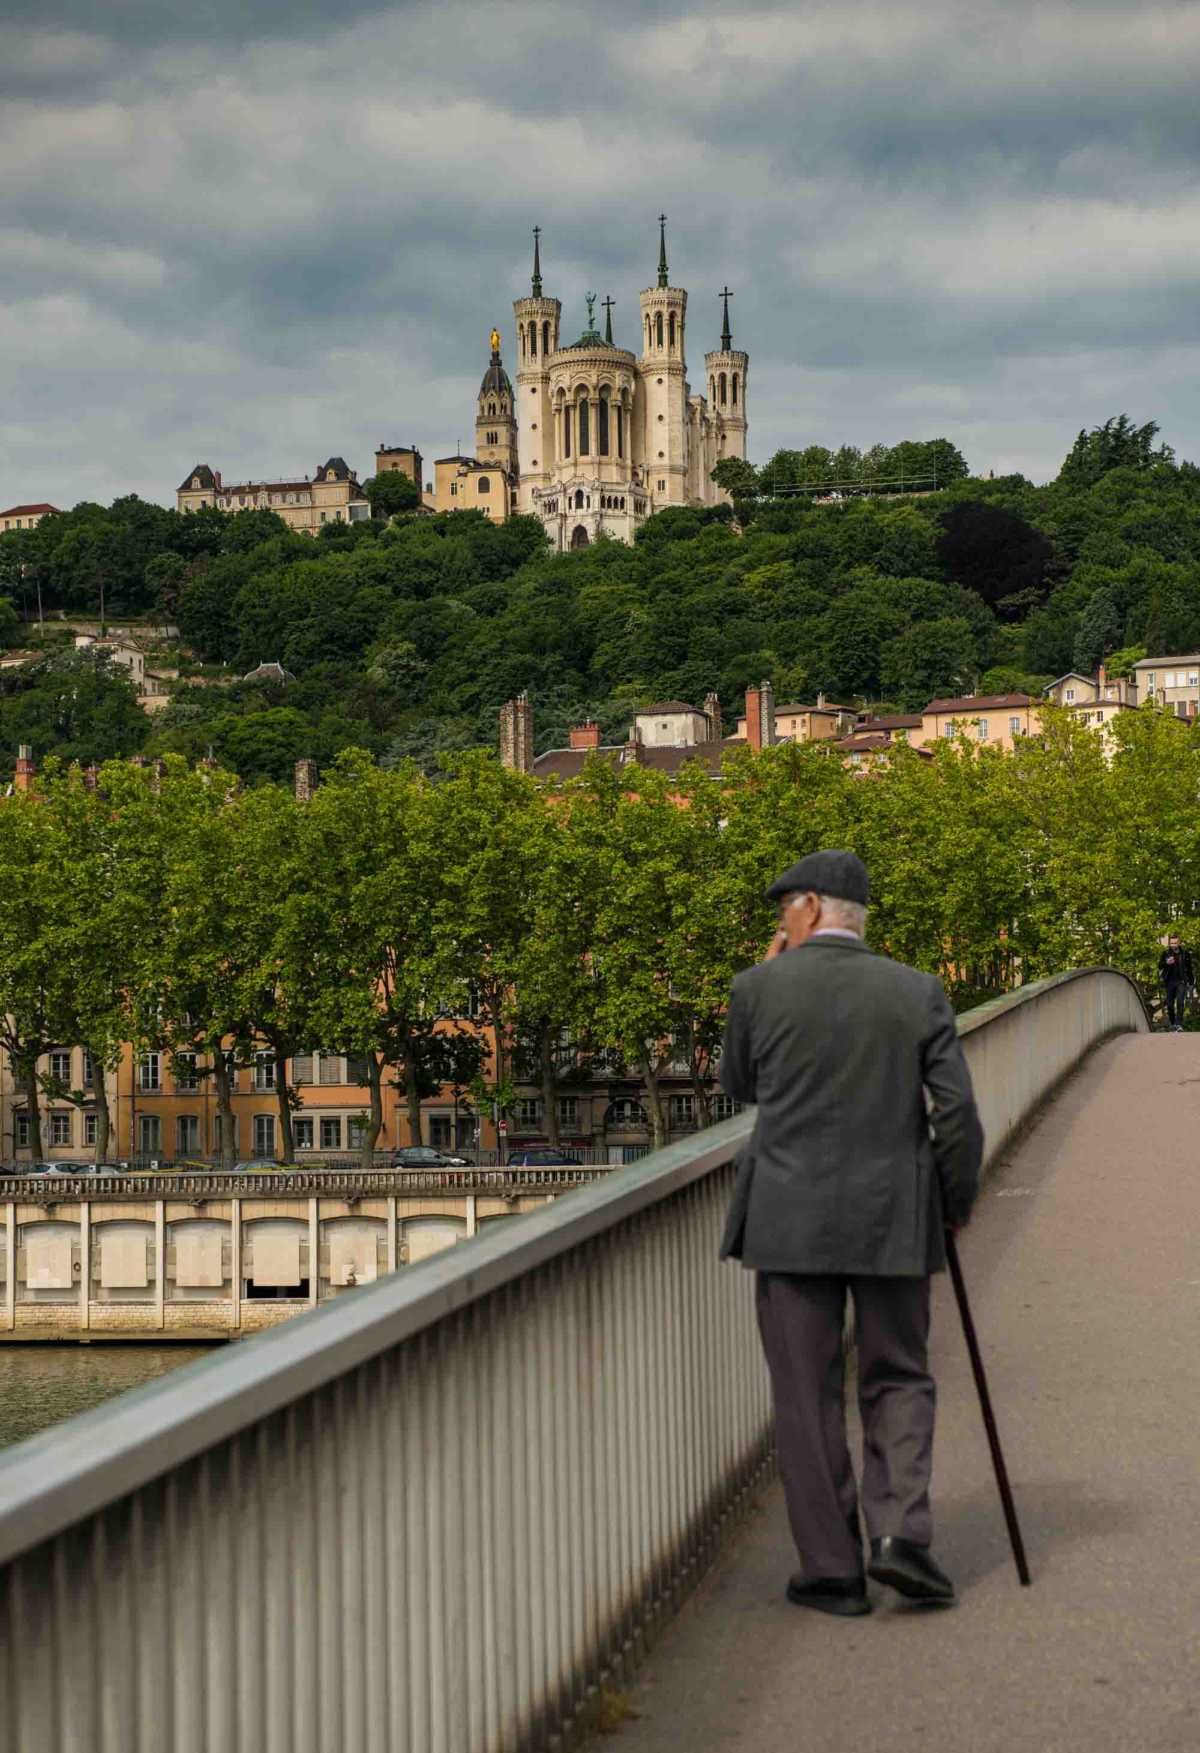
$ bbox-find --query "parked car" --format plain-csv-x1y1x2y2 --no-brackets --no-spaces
390,1145,471,1169
505,1147,583,1168
24,1160,97,1176
231,1158,284,1173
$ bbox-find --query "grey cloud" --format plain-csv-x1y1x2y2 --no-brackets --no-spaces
1,0,1199,508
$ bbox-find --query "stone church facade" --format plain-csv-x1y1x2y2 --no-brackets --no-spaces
511,221,749,549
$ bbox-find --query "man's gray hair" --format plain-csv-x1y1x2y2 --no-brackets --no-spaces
816,892,867,936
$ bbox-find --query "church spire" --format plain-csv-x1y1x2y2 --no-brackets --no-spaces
531,225,543,297
657,214,669,288
719,285,733,349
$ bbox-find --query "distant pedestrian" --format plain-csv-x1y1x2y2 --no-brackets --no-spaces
719,850,983,1617
1158,934,1195,1033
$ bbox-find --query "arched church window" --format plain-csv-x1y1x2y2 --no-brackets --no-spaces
655,311,664,348
529,321,537,358
719,372,727,406
563,399,571,458
710,378,715,402
616,403,624,458
598,386,610,456
542,320,550,355
578,395,590,456
669,311,676,349
574,489,584,510
489,402,495,415
732,373,739,406
478,476,491,493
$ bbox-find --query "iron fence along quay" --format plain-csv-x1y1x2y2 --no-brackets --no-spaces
0,970,1150,1752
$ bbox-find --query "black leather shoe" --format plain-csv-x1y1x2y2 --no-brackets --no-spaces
867,1536,955,1604
785,1573,871,1617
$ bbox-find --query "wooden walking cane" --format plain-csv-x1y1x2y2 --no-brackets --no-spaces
944,1229,1032,1586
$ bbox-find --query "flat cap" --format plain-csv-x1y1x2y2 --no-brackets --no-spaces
766,848,869,907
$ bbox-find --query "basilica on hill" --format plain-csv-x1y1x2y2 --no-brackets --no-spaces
438,220,749,549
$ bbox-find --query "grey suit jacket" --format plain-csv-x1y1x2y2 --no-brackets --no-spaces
719,937,983,1276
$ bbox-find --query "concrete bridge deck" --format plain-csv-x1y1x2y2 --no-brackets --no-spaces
615,1033,1200,1753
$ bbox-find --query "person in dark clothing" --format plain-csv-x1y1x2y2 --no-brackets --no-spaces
1158,934,1195,1032
719,849,984,1617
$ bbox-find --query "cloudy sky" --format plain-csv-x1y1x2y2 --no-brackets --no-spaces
2,0,1199,508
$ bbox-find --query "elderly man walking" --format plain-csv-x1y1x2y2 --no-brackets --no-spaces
719,850,984,1617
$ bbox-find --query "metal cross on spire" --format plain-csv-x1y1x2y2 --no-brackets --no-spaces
719,286,733,349
602,295,615,343
531,225,543,297
657,214,669,288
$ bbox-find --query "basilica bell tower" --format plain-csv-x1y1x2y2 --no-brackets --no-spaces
513,227,562,511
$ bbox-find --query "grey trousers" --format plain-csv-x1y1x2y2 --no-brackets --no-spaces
755,1271,935,1579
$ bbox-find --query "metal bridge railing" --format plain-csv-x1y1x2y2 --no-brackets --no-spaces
0,1111,765,1753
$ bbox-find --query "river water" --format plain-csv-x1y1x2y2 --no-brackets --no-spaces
0,1345,214,1450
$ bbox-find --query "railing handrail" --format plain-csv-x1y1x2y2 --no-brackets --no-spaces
0,966,1149,1570
0,1113,754,1565
0,1165,612,1199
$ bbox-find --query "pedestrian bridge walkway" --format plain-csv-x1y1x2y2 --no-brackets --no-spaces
2,970,1194,1753
616,1030,1200,1753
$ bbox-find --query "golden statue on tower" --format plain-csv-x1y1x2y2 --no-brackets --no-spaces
490,327,501,353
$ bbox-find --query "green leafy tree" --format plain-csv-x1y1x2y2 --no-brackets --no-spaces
365,472,421,518
1058,416,1175,489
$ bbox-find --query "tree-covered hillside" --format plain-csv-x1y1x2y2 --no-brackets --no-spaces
2,416,1198,782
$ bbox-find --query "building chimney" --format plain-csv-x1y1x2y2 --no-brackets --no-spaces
622,726,643,766
499,693,534,773
294,758,319,802
816,691,826,710
1097,663,1107,686
703,690,723,739
568,721,601,751
745,681,775,752
14,744,34,792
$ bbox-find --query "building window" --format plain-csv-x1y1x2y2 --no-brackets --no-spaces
719,371,727,405
977,719,989,741
658,479,666,490
732,372,739,406
294,1117,314,1151
1065,689,1075,702
1010,716,1021,736
49,1112,72,1147
655,311,664,347
450,482,457,496
223,1050,239,1092
559,1096,578,1126
253,1115,276,1157
317,1053,343,1086
292,1052,313,1085
669,311,676,348
669,1095,695,1127
48,1050,71,1084
84,1112,98,1146
140,1052,160,1092
598,390,610,456
478,477,490,493
529,321,537,358
711,1095,742,1122
616,403,624,458
606,1098,647,1128
578,397,590,455
320,1117,342,1150
253,1053,276,1092
176,1115,200,1157
347,1117,366,1150
515,1098,542,1126
174,1053,198,1091
138,1115,161,1156
15,1114,29,1148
